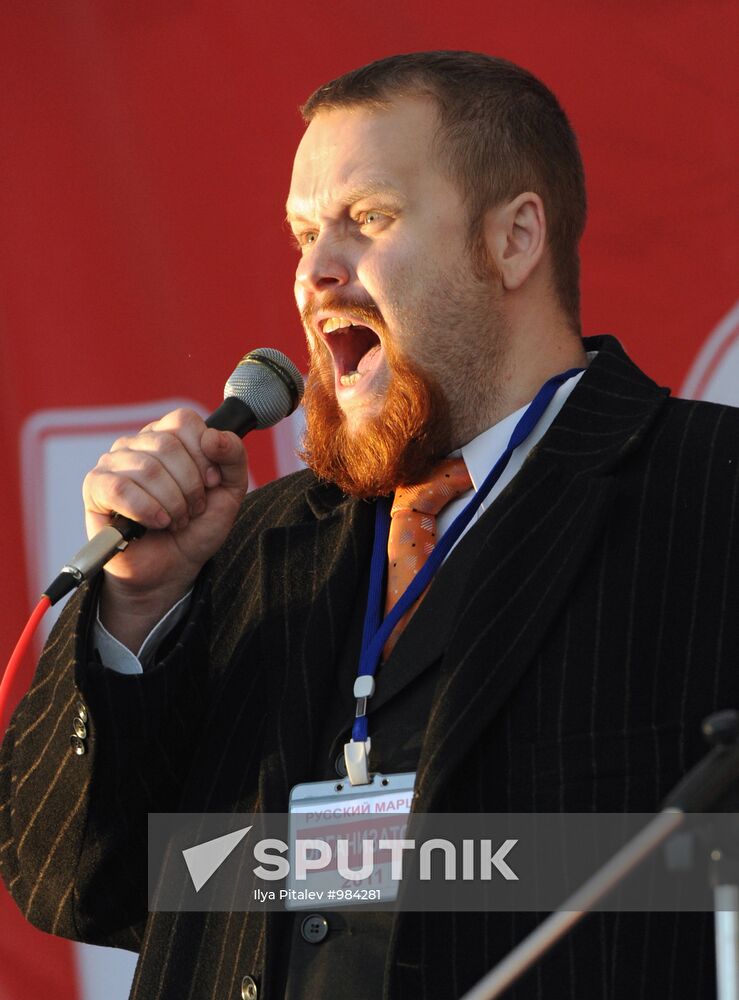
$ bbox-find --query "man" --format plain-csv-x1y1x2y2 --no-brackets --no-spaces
2,51,738,999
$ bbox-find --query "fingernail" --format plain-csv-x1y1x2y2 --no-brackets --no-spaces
156,510,171,528
206,466,221,487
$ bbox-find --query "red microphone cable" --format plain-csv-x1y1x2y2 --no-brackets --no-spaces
0,596,51,731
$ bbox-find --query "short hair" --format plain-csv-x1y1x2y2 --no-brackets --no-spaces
301,51,587,331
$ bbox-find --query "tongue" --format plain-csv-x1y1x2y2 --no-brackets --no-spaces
356,341,381,374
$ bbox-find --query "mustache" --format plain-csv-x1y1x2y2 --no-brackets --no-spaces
300,295,387,337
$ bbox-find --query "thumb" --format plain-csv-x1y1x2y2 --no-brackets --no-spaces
201,428,249,493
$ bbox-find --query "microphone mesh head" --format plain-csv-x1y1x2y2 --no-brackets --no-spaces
223,347,305,430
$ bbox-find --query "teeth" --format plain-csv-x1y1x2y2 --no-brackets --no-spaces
323,317,357,334
340,371,362,386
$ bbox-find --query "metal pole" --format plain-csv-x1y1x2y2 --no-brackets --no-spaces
714,884,739,1000
459,810,685,1000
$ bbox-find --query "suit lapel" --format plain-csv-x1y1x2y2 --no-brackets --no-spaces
255,485,374,812
406,335,671,809
414,462,616,807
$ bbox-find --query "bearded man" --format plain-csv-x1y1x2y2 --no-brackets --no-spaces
2,51,738,1000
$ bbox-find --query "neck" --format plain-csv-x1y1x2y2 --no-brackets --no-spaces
449,331,588,450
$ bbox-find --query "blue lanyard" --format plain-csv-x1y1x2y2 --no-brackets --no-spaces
351,367,584,744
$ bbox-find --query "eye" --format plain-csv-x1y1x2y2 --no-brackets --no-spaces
356,209,387,229
290,229,318,252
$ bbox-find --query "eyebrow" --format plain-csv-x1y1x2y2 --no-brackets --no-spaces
285,179,404,225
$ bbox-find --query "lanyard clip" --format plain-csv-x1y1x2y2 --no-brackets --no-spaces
343,738,372,786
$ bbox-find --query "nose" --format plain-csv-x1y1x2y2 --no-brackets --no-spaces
294,234,351,294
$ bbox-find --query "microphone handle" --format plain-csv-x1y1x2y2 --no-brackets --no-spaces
205,396,259,436
43,397,259,605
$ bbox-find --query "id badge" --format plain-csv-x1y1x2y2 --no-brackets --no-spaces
285,771,416,909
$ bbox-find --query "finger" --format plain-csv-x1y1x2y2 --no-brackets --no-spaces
89,444,205,529
200,429,249,494
83,466,175,530
114,408,219,496
147,408,221,487
107,431,208,518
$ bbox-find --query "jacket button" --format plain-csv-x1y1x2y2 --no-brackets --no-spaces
72,717,87,739
76,702,88,724
70,735,86,756
240,975,258,999
334,753,347,778
300,913,329,944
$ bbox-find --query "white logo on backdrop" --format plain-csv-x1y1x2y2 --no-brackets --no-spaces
681,300,739,406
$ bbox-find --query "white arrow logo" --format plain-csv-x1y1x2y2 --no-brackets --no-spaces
182,826,252,892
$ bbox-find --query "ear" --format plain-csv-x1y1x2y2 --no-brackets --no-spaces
482,192,546,291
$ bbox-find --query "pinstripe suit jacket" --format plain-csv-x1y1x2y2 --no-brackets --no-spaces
2,334,739,999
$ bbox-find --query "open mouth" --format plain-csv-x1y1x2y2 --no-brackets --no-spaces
320,319,382,387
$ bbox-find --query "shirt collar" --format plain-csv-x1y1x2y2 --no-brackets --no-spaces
456,351,597,492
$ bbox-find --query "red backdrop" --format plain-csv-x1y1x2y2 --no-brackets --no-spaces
1,3,736,997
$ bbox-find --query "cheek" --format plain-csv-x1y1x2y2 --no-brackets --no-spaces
356,240,415,304
294,279,308,312
379,257,432,337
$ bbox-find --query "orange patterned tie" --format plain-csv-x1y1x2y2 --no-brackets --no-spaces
383,456,473,659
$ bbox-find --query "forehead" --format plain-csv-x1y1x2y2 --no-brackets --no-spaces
286,95,442,217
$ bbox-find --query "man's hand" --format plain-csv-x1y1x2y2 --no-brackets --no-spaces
82,408,248,651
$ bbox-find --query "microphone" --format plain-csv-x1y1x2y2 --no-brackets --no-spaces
43,347,305,606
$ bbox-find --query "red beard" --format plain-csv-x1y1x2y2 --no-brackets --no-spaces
299,338,453,498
